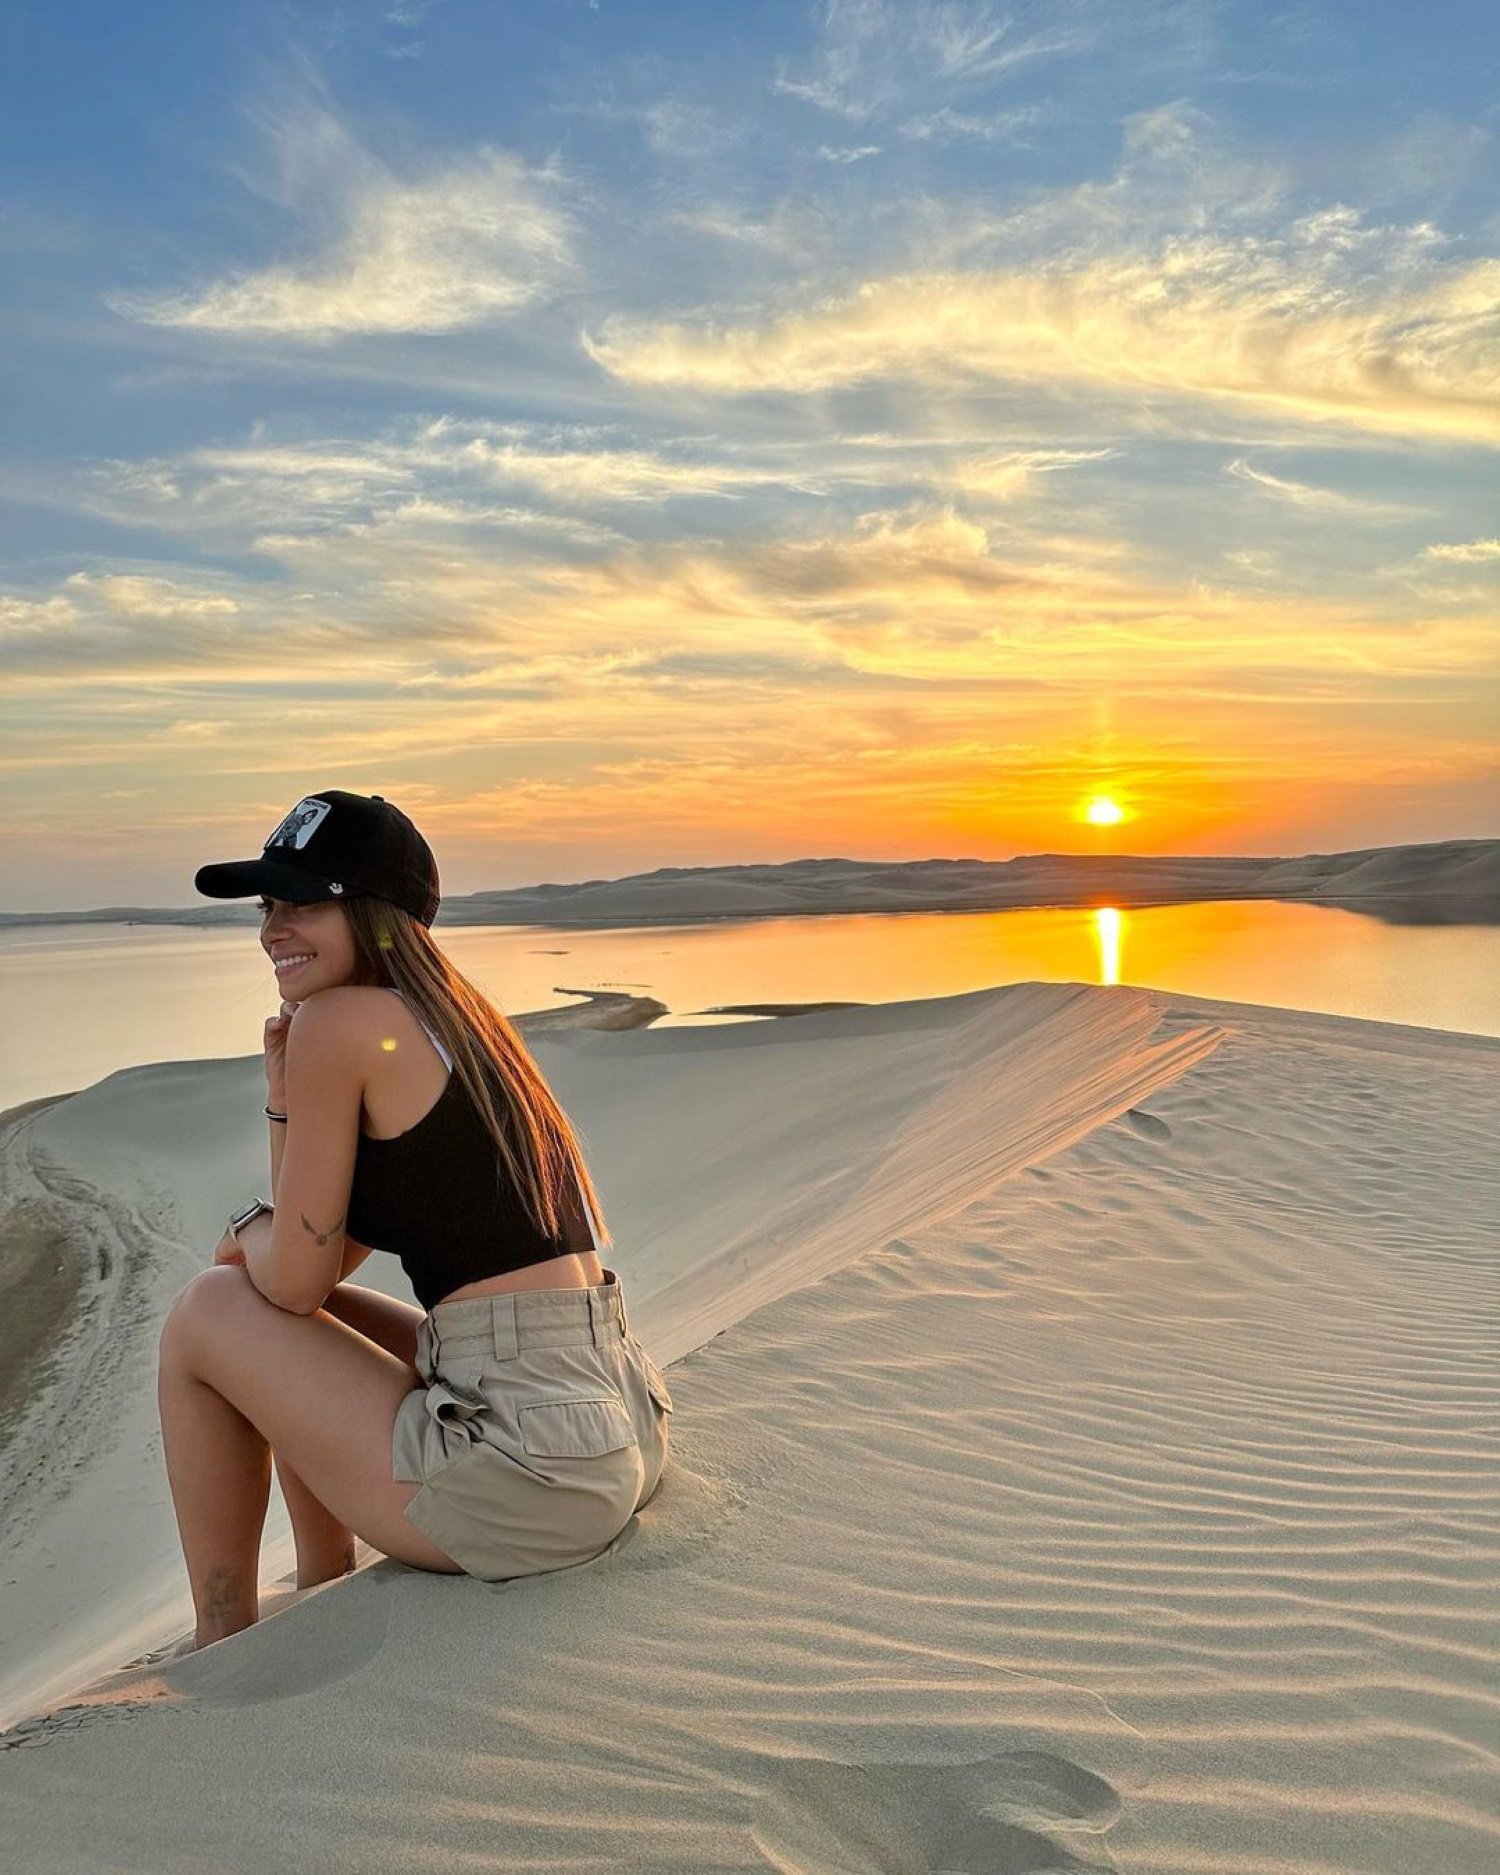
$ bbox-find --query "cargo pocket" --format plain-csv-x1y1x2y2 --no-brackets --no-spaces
639,1350,675,1417
424,1378,489,1440
518,1395,638,1460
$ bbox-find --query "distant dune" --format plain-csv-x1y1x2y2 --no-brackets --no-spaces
2,836,1496,931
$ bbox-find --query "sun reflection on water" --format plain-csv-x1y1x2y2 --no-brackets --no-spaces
1093,906,1123,985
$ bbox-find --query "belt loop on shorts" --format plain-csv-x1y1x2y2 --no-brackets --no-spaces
610,1270,629,1341
488,1293,520,1362
586,1277,616,1348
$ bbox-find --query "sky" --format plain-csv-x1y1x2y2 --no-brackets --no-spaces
2,0,1497,911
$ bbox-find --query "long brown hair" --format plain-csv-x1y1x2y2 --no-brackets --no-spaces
341,894,612,1253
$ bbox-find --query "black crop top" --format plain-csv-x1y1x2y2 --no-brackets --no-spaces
344,997,601,1311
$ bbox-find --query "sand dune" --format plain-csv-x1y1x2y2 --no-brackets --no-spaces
3,836,1494,932
1,983,1496,1874
0,981,1215,1724
454,839,1499,928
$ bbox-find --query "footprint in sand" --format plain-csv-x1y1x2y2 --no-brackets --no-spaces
749,1746,1122,1874
1121,1108,1172,1142
0,1698,185,1751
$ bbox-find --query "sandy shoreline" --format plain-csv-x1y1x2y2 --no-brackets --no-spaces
1,981,1496,1871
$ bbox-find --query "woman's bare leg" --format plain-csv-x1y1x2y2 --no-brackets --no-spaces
157,1267,459,1647
273,1283,425,1590
156,1362,271,1644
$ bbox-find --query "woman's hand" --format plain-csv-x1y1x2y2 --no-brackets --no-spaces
213,1210,271,1268
264,998,297,1104
213,1228,247,1267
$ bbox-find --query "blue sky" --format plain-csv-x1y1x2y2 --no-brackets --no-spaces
2,0,1497,909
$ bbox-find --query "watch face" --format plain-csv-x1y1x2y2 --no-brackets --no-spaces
231,1200,269,1231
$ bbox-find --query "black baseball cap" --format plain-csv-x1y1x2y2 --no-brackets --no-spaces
194,790,441,926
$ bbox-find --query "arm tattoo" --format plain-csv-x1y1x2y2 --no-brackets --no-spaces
300,1211,347,1247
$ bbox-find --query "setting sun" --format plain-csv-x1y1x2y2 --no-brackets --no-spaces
1083,798,1127,827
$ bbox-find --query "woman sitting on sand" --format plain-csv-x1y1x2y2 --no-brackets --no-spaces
158,789,673,1648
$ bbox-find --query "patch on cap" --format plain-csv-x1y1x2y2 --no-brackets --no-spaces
267,797,333,852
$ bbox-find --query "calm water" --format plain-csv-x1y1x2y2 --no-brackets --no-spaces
1,899,1497,1113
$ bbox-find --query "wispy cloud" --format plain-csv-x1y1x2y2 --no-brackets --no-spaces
898,104,1047,145
939,447,1115,501
418,422,810,504
586,227,1500,442
817,144,881,164
65,573,241,618
774,0,1091,121
1420,537,1500,563
1226,459,1422,519
0,592,75,631
50,418,1130,569
585,96,1496,445
113,112,572,338
381,0,439,56
1,572,257,682
67,421,820,552
634,98,727,158
550,63,744,162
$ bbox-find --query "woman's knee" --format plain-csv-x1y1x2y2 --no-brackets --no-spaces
160,1262,256,1354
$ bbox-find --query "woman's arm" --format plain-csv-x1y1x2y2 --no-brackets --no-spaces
216,1213,374,1286
249,996,364,1312
273,1070,374,1282
270,1108,286,1201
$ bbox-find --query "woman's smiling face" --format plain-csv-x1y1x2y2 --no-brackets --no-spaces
257,897,358,999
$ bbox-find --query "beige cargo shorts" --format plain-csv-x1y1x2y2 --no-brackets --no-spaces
390,1268,674,1582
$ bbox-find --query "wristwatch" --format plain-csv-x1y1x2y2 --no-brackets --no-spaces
228,1197,275,1242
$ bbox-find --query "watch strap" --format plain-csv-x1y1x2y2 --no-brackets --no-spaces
229,1197,274,1237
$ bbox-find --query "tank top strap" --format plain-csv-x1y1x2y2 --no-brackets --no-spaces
385,987,453,1072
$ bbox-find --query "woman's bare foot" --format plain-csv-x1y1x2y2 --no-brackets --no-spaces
120,1630,201,1670
74,1545,376,1707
